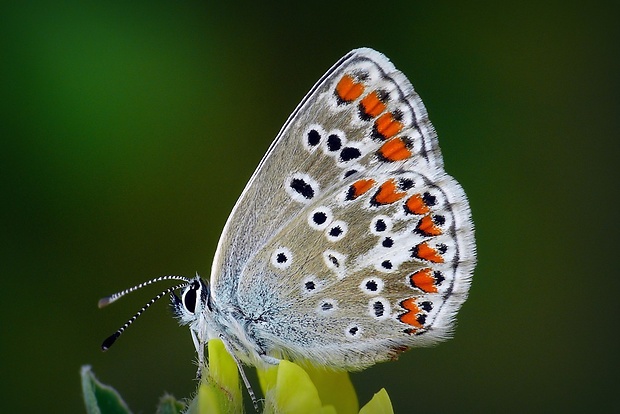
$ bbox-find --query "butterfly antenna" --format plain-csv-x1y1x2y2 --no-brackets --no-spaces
100,277,191,351
98,275,191,308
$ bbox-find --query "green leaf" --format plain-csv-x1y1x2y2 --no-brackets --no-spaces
81,365,132,414
185,382,227,414
155,394,185,414
321,405,338,414
262,360,323,414
304,365,359,414
257,354,392,414
257,363,278,397
185,339,244,414
358,389,394,414
207,339,243,405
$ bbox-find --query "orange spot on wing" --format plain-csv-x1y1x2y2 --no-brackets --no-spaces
416,215,442,236
379,137,412,162
335,75,364,102
399,298,423,328
413,242,444,263
410,268,438,293
360,91,386,118
373,179,407,205
349,179,375,199
375,112,403,139
405,194,430,215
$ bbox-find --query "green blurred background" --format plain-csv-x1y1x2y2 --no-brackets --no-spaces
1,1,618,412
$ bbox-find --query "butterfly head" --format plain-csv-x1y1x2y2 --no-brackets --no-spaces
170,276,210,326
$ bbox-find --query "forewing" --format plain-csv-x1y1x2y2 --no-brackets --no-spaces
211,48,443,296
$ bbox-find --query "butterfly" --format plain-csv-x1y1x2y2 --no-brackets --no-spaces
100,47,476,399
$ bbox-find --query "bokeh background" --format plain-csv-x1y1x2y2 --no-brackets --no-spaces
2,1,618,412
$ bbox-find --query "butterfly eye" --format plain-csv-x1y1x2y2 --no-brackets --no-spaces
182,281,202,314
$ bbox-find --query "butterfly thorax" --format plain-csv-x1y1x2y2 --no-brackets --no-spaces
172,275,279,368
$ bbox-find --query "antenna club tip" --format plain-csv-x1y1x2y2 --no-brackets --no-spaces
101,333,119,351
98,297,112,309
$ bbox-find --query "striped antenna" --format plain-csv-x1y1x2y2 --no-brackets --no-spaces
98,275,191,308
99,276,191,351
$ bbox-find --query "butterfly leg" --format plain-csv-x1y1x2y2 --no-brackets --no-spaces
190,329,205,379
219,334,261,412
